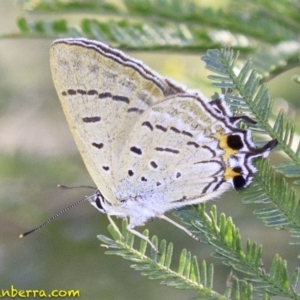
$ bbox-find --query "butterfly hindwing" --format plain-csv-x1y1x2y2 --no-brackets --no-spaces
116,94,234,207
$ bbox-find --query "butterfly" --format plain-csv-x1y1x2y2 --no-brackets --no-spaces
46,38,277,250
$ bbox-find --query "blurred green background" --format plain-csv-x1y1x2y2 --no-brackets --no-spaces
0,1,300,299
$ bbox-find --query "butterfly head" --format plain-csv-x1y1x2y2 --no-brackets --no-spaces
88,190,107,213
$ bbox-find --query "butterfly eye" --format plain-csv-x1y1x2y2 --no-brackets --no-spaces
95,195,105,212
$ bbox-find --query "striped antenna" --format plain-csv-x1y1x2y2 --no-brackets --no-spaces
19,194,91,238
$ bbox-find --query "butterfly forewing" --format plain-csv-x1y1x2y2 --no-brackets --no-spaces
50,39,184,203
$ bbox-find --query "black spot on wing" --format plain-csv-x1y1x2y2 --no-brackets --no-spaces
99,92,112,99
67,89,76,95
130,146,142,155
61,90,132,108
233,175,247,190
82,116,101,123
77,89,87,95
182,130,193,137
155,124,167,132
232,166,242,174
92,142,104,149
170,126,194,138
227,135,243,150
142,121,153,131
150,161,158,169
170,126,180,133
87,90,98,95
155,147,179,154
128,170,134,176
112,95,130,104
127,107,144,114
187,141,199,148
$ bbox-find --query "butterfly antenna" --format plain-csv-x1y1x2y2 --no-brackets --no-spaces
19,195,91,238
57,184,96,190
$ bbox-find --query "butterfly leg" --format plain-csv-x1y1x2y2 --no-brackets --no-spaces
159,215,200,241
107,214,124,238
107,215,159,253
126,226,159,253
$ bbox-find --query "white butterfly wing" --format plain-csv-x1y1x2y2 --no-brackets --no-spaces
116,93,264,211
50,38,184,203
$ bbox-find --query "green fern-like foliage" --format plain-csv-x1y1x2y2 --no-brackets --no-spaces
98,219,257,300
12,0,300,75
7,0,300,299
174,205,300,299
